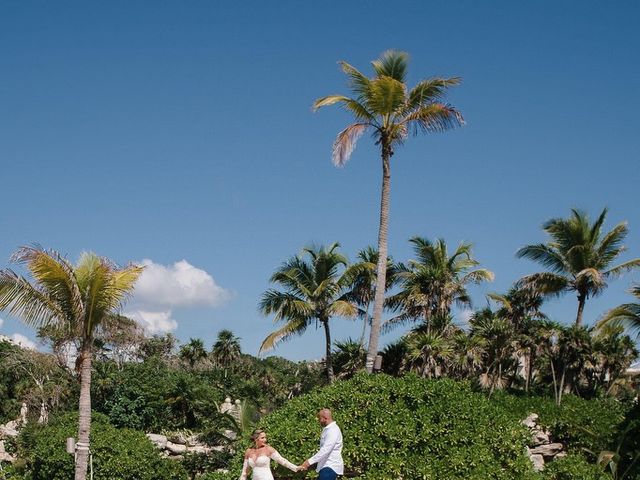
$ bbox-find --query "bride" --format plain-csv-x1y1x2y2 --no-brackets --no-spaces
239,429,299,480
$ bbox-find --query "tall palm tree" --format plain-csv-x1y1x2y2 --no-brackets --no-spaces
211,329,241,375
0,246,142,480
314,50,464,372
597,285,640,338
517,208,640,326
386,236,494,334
179,338,207,369
259,243,361,382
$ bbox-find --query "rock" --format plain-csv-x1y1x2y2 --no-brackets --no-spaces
530,454,545,471
146,433,167,449
0,422,19,438
0,440,16,463
187,445,211,454
532,429,551,446
169,432,189,445
521,413,539,428
166,441,188,455
530,443,564,458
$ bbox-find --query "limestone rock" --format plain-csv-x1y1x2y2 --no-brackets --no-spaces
530,454,545,471
146,433,168,449
166,441,188,455
521,413,539,428
530,443,564,458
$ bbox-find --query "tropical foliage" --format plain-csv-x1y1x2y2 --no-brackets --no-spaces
517,209,640,326
0,247,142,480
259,243,362,382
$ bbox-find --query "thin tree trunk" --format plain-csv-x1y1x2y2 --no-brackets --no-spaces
575,292,586,326
322,319,334,383
366,146,391,373
550,358,559,405
558,367,566,406
74,341,92,480
525,349,531,393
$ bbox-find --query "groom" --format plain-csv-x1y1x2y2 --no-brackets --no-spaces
299,408,343,480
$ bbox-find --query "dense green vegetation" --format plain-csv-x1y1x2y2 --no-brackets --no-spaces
212,373,632,480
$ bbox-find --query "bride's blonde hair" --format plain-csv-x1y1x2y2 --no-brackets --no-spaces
250,429,265,443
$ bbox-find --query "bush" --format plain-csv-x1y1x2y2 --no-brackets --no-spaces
229,373,540,480
10,412,187,480
490,392,627,455
541,454,611,480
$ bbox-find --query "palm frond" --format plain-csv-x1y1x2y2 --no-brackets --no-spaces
339,61,372,98
402,103,464,135
332,123,368,166
368,76,407,116
516,244,568,273
259,318,308,353
0,270,66,327
404,77,462,113
602,259,640,280
515,272,570,297
371,50,408,82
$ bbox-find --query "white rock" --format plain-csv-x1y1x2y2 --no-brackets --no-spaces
166,441,188,455
187,445,212,454
530,454,545,471
530,443,564,457
146,433,168,449
521,413,539,428
532,429,551,446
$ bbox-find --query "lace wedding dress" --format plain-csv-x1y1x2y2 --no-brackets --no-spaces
239,451,298,480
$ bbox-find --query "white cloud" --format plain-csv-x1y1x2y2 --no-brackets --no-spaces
132,259,230,309
9,333,37,350
126,309,178,334
457,309,475,328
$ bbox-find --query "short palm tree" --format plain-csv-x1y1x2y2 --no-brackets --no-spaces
597,285,640,338
211,329,241,374
179,338,207,369
470,308,519,397
314,50,464,372
517,208,640,326
345,246,397,347
259,243,361,382
405,330,454,379
0,246,142,480
386,237,494,334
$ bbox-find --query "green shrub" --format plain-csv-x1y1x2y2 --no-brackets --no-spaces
11,412,187,480
490,392,627,455
230,373,540,480
542,454,612,480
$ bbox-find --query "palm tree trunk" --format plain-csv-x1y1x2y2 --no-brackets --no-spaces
74,341,93,480
575,292,586,326
322,319,334,383
366,145,391,373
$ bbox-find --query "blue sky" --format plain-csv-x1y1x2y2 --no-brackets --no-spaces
1,1,639,359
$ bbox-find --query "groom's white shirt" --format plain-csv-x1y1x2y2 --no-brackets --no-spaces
307,421,344,474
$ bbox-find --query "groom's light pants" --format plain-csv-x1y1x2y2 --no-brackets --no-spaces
318,467,338,480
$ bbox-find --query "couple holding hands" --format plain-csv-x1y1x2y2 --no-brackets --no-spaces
239,409,343,480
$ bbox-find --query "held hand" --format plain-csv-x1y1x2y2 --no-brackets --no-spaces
300,460,310,471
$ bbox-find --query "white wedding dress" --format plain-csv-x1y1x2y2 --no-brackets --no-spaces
239,451,298,480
